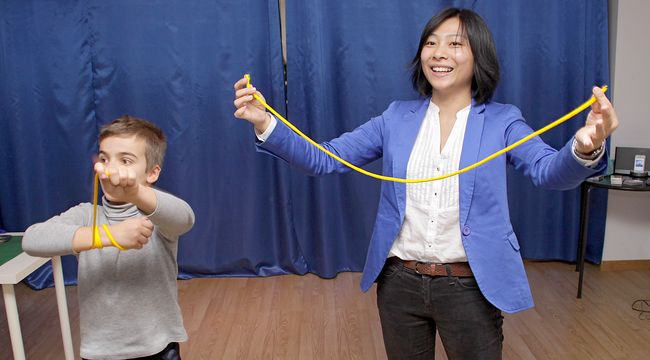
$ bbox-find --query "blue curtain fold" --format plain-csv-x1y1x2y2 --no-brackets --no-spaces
1,0,609,289
1,0,300,289
84,0,301,279
0,0,94,285
486,0,610,263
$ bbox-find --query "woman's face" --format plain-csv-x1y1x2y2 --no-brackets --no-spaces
420,17,474,101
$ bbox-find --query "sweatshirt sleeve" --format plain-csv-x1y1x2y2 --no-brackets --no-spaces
22,203,93,257
146,188,195,240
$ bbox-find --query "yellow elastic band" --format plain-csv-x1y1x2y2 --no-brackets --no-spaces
91,169,120,250
102,224,125,251
91,173,103,249
92,226,102,249
244,74,607,183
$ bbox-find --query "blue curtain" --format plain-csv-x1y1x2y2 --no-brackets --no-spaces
283,0,610,270
1,0,296,289
1,0,609,289
0,0,94,285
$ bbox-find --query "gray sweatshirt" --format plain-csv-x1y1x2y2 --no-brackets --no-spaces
23,188,195,359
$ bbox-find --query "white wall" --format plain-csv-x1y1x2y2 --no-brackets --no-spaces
602,0,650,261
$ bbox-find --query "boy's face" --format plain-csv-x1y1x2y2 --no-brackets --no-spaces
98,135,160,192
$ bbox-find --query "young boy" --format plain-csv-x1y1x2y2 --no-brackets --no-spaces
23,115,195,360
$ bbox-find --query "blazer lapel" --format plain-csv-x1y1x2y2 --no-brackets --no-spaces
392,99,429,220
459,100,486,225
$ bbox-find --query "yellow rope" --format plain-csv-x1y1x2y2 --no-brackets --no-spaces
91,173,103,249
91,170,124,250
103,224,125,250
245,74,606,184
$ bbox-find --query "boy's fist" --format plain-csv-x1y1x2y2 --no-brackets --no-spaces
94,162,140,203
108,217,154,250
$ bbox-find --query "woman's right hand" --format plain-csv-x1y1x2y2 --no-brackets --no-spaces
233,77,272,133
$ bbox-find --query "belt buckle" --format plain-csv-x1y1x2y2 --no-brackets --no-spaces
414,262,424,275
414,262,437,275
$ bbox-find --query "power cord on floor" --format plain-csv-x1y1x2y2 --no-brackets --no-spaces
631,300,650,320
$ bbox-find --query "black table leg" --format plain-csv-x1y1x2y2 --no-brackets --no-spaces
577,184,592,299
577,183,588,271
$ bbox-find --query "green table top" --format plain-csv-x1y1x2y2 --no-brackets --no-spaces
0,236,23,267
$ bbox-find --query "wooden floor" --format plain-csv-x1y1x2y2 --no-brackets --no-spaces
1,262,649,359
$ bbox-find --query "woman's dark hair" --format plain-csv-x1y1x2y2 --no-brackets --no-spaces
410,8,499,104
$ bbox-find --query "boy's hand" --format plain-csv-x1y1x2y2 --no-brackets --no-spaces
94,162,141,203
108,217,154,250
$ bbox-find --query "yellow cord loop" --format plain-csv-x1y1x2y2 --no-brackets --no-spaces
103,224,126,251
245,74,607,184
91,170,125,250
91,173,103,249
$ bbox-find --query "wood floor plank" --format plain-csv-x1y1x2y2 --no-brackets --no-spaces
1,262,649,359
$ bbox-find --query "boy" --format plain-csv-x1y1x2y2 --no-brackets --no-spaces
23,115,195,360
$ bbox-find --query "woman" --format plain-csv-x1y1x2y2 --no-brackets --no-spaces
233,8,618,360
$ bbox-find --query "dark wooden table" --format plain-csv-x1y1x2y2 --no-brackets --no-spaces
576,175,650,298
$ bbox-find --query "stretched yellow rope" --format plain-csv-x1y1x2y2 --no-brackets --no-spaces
91,170,125,250
245,74,606,184
91,173,103,249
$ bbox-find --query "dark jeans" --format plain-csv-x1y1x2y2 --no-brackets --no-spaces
377,259,504,360
83,342,180,360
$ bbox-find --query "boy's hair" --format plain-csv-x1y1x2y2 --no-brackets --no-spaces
98,115,167,171
410,8,500,104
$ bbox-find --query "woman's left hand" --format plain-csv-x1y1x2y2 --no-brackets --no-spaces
574,86,619,154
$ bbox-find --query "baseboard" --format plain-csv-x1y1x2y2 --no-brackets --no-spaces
600,260,650,271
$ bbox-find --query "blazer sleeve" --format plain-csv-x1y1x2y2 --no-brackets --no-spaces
504,105,607,190
255,108,386,176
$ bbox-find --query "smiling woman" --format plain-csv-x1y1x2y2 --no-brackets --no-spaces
411,8,499,106
232,6,619,360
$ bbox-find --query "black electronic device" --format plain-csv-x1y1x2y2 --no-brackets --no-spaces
614,147,650,177
623,178,644,187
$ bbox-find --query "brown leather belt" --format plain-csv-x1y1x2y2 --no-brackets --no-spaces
390,257,473,277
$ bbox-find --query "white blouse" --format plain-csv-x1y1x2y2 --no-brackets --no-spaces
388,101,470,263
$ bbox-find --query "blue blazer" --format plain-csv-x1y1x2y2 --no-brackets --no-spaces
257,98,607,313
